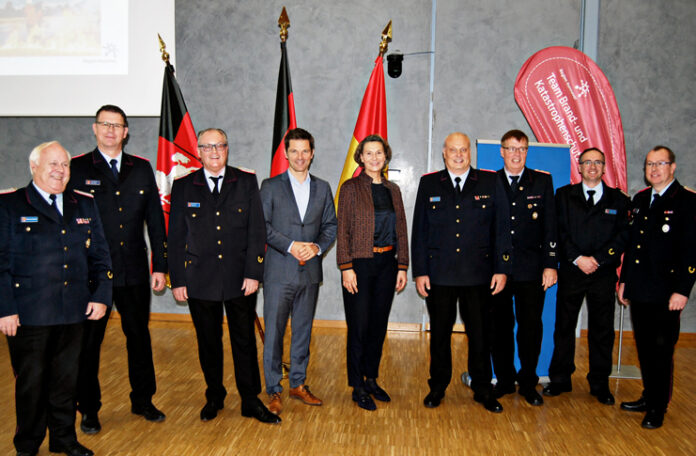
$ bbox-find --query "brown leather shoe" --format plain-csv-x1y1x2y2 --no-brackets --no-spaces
289,385,323,406
268,392,282,415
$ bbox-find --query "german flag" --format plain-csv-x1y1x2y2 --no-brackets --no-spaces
270,40,297,177
155,63,200,229
335,55,387,205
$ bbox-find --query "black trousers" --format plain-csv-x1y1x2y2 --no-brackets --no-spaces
8,322,83,453
76,283,157,414
188,294,262,405
630,299,681,412
490,279,545,390
426,283,493,398
548,267,616,389
342,252,397,389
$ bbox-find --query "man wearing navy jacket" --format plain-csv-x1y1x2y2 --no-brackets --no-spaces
168,128,279,424
618,146,696,429
412,132,512,413
0,141,112,456
71,105,168,434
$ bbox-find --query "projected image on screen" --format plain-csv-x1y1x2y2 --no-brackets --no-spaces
0,0,127,75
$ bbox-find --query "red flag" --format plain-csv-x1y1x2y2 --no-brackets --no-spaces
514,46,627,191
156,64,200,229
270,41,297,177
335,55,388,204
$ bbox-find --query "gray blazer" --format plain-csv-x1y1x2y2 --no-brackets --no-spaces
260,172,337,284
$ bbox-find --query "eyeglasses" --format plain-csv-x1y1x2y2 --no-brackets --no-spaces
579,160,605,166
502,146,528,153
645,161,672,168
95,121,125,130
198,143,228,153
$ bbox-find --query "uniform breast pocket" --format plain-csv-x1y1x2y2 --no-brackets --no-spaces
228,201,250,227
428,201,446,222
12,225,34,253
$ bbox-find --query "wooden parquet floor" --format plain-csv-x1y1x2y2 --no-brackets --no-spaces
1,320,695,455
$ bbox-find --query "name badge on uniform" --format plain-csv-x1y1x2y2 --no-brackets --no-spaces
527,195,542,200
429,196,441,202
605,209,617,215
188,202,201,208
475,195,490,200
20,216,38,223
664,210,673,214
85,179,101,186
76,218,91,224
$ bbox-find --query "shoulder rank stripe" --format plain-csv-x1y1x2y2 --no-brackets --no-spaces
73,189,94,198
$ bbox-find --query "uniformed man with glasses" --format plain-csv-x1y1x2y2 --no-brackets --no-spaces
70,104,168,434
543,147,630,405
168,128,280,424
618,146,696,429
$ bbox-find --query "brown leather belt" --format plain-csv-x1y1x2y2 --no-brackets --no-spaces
373,245,394,253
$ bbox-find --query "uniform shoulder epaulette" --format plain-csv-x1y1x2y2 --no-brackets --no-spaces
129,154,151,162
422,170,439,176
237,166,256,174
478,168,496,174
533,168,550,175
0,187,16,194
684,186,695,194
637,186,651,194
620,189,630,197
73,189,94,198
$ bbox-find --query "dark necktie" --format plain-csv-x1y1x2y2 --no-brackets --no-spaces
650,193,660,208
49,194,63,221
454,176,462,193
587,189,596,207
210,176,221,200
510,175,519,193
110,159,119,180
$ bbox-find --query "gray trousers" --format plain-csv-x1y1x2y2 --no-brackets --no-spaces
263,279,319,394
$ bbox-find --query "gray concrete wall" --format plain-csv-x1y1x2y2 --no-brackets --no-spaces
1,0,694,330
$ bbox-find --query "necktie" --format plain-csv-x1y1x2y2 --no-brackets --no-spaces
587,189,596,207
49,194,63,221
110,159,119,180
651,193,660,208
454,177,462,193
510,175,519,193
210,176,221,200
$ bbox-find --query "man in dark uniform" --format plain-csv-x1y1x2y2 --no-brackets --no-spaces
543,147,630,405
0,141,112,456
168,128,279,424
412,132,512,413
490,129,557,406
618,145,696,429
70,105,167,433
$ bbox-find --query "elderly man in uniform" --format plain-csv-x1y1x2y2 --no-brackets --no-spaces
168,128,280,424
543,147,630,405
490,129,557,406
412,132,512,413
71,104,167,434
618,146,696,429
0,141,112,456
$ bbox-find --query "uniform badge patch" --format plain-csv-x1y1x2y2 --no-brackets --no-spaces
605,209,617,215
20,216,38,223
188,202,201,208
257,256,264,264
429,196,441,202
76,218,91,224
85,180,101,186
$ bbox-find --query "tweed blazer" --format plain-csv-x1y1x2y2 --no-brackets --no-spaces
336,172,409,271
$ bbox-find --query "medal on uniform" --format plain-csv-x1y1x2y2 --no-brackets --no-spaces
527,204,533,209
532,212,538,220
662,224,670,233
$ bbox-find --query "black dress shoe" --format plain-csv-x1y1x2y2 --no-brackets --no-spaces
474,394,504,413
48,441,94,456
365,378,391,402
520,389,544,406
492,383,516,398
200,401,224,421
620,397,647,412
590,389,615,405
131,403,166,422
642,409,664,429
241,399,282,423
423,390,445,408
16,451,37,456
542,382,572,397
79,412,101,434
352,388,377,411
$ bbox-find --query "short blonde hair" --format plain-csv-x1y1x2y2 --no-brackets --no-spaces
29,141,71,175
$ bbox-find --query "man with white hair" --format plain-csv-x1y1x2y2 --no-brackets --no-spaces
0,141,112,456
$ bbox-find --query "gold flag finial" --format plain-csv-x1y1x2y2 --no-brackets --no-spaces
278,7,290,43
158,33,170,66
379,20,392,56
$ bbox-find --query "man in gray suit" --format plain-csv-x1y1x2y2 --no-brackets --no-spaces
260,128,337,415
